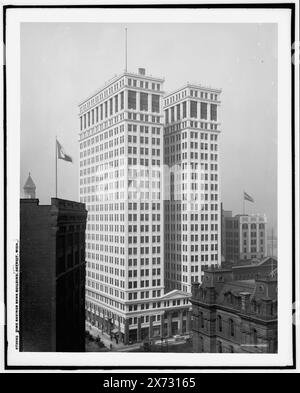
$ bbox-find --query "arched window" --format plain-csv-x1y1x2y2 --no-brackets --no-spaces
217,315,222,333
200,312,204,328
252,328,258,346
229,319,235,337
217,341,222,353
199,336,204,352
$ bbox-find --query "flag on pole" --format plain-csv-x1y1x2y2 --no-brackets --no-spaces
56,140,73,162
244,191,254,203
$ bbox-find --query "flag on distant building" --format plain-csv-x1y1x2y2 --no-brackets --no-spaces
57,140,73,162
244,191,254,203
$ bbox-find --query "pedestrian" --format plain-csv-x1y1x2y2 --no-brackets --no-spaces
110,343,113,351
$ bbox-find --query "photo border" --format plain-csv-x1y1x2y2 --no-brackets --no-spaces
2,2,296,371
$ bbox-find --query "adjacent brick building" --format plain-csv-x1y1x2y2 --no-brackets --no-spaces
20,195,87,352
191,266,277,353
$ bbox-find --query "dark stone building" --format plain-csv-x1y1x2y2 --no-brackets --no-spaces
20,195,87,352
191,267,277,353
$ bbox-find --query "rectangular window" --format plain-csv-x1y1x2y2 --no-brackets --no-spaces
105,101,108,118
210,104,217,121
190,101,197,118
115,95,118,113
182,101,187,118
140,92,148,111
80,116,83,130
176,104,180,120
96,107,99,123
200,102,207,119
171,106,175,122
120,92,124,110
165,109,169,124
109,98,113,116
128,90,136,110
152,94,160,113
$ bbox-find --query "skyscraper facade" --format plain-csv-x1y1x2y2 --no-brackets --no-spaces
164,84,222,293
79,69,192,343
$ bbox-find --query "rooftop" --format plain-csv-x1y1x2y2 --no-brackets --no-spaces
164,82,222,100
79,69,165,107
21,197,86,212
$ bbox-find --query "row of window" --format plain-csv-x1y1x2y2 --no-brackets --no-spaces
165,102,218,123
80,92,161,131
128,78,161,91
128,246,161,255
165,253,218,263
128,268,161,277
129,257,161,266
165,131,218,144
128,91,160,112
164,89,218,107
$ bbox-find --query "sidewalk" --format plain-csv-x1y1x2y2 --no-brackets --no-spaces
86,322,191,352
86,322,141,352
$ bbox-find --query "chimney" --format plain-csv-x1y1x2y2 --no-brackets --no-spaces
240,292,251,312
138,68,146,76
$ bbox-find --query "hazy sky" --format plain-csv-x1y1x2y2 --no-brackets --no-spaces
20,23,277,232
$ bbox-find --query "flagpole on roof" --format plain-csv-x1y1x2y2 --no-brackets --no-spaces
271,227,274,273
55,136,58,198
125,27,128,72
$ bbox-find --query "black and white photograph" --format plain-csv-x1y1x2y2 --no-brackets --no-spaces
2,0,299,373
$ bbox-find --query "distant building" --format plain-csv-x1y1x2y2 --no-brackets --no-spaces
23,172,36,199
20,191,87,352
221,209,267,263
190,267,277,353
267,235,278,258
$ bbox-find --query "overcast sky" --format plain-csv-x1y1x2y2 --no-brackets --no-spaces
20,23,277,233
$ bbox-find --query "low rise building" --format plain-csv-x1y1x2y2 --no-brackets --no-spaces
190,266,277,353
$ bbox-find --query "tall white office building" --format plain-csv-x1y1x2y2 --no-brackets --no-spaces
79,68,191,344
164,84,222,293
